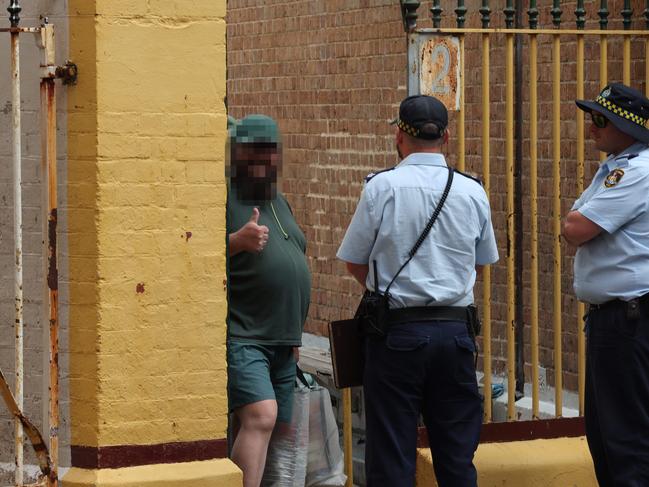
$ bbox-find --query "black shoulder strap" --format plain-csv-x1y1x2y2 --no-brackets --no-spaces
383,166,454,296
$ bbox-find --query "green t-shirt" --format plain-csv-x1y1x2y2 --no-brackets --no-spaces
226,190,311,345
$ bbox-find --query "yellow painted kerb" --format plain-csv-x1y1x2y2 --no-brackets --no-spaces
64,460,241,487
416,437,597,486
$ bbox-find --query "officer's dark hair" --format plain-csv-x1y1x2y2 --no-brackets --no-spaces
404,122,445,148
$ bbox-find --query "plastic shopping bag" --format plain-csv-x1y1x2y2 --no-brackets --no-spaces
305,385,346,487
261,379,310,487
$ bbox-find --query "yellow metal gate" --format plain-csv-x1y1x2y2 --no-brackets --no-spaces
401,0,649,422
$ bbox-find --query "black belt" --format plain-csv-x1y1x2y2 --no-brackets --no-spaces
589,294,649,322
589,293,649,311
387,306,469,324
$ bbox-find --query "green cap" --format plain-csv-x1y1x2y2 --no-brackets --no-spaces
231,114,280,144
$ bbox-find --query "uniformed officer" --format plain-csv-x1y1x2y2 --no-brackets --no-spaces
337,95,499,487
563,82,649,486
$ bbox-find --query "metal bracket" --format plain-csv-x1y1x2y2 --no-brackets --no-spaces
55,61,78,85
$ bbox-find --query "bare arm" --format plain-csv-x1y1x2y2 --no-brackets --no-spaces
345,262,369,288
562,210,603,247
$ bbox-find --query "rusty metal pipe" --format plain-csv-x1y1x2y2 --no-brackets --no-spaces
39,22,59,487
9,12,25,485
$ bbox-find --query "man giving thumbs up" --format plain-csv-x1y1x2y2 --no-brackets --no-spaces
226,115,311,487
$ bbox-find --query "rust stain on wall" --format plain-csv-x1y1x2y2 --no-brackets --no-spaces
136,283,145,294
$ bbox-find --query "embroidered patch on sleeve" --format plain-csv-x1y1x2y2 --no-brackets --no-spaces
604,168,625,188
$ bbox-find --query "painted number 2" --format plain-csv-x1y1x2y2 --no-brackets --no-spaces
430,44,450,94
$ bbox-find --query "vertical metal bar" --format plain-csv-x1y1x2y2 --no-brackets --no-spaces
8,0,24,483
599,1,608,92
481,30,492,423
342,388,353,487
622,0,632,84
552,32,563,418
40,23,59,487
622,32,631,86
529,29,539,419
576,3,587,418
506,29,516,421
513,0,525,404
457,34,465,172
646,2,649,97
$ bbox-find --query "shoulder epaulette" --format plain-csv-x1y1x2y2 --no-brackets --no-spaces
615,153,638,161
365,167,395,183
453,168,483,186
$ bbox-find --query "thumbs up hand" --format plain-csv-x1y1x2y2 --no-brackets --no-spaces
229,207,270,255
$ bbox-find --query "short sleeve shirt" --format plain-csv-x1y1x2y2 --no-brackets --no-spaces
337,153,499,308
227,189,311,345
572,142,649,304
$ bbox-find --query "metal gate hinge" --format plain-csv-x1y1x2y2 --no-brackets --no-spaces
55,61,78,85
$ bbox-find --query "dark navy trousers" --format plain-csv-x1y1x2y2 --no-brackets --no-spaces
585,303,649,487
363,320,481,487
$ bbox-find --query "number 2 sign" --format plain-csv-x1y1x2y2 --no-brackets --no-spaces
419,36,460,110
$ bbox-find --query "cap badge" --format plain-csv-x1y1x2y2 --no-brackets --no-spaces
604,168,625,188
601,88,611,98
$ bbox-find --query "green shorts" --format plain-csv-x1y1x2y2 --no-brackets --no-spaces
227,341,297,424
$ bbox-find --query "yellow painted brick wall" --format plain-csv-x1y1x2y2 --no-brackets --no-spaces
68,0,228,447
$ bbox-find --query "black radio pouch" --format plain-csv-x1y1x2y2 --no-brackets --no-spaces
466,304,482,337
355,262,391,337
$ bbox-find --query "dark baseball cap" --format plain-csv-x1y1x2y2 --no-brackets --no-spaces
391,95,448,140
230,114,280,144
576,83,649,144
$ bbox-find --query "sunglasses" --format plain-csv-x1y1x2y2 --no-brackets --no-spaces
591,112,609,128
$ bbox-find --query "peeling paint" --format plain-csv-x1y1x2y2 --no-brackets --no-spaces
419,36,460,110
47,209,58,291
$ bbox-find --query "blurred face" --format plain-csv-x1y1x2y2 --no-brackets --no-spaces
231,142,281,202
589,110,637,155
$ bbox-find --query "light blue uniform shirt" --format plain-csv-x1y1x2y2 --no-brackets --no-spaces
337,153,499,308
572,142,649,304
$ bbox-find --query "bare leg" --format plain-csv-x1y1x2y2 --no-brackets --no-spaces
231,399,278,487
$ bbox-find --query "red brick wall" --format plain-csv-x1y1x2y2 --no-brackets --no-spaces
226,0,648,391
